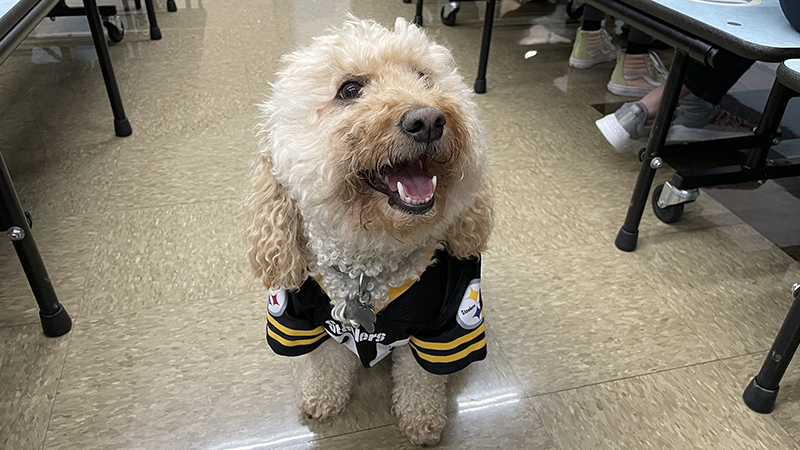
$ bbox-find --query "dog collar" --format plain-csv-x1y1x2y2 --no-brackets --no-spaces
316,249,435,312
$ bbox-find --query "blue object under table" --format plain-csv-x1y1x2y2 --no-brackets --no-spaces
0,0,137,337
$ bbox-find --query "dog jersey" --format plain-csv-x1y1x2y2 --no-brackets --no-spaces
265,250,486,375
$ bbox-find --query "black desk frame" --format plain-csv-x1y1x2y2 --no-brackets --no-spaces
1,0,152,336
584,0,800,253
407,0,497,94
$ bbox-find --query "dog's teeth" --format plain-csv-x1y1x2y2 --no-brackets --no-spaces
397,182,409,203
418,161,424,170
432,175,437,192
383,175,389,185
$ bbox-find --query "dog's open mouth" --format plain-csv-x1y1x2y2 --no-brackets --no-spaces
362,160,437,215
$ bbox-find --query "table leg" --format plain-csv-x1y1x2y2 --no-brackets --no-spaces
473,0,495,94
82,0,132,137
744,79,794,169
614,49,690,252
743,284,800,413
0,152,72,337
143,0,162,40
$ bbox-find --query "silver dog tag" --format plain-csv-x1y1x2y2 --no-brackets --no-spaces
343,274,377,333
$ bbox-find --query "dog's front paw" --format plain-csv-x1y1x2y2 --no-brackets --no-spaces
396,409,447,446
299,387,350,420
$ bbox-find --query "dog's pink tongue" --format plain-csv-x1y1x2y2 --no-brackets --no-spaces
386,163,434,199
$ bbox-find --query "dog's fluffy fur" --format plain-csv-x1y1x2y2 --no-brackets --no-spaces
246,16,492,445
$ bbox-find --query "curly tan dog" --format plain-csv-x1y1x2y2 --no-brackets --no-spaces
246,16,492,446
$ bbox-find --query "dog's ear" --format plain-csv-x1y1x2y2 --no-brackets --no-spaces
246,152,309,290
444,181,494,259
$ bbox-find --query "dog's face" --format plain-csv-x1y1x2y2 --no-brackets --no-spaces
260,17,485,242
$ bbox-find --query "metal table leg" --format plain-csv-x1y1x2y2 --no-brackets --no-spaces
143,0,162,40
0,152,72,337
744,284,800,413
473,0,495,94
414,0,424,26
614,49,690,252
82,0,132,137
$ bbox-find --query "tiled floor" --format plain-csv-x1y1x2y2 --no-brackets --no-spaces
2,1,800,449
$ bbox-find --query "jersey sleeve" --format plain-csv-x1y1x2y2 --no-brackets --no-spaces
266,287,328,356
409,271,487,375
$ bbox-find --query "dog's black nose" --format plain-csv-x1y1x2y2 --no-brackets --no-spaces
401,107,446,144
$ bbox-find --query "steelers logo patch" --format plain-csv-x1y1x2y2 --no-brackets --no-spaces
267,288,288,317
456,278,483,330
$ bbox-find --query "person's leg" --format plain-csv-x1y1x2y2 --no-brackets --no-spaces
607,28,668,97
582,5,604,30
625,28,652,54
597,55,756,151
569,6,619,69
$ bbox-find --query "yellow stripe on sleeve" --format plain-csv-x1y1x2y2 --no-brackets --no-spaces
410,338,486,364
267,328,327,347
267,314,325,337
409,324,485,351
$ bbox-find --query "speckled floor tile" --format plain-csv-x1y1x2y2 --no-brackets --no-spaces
725,352,800,442
0,214,99,327
482,243,716,396
0,325,70,450
81,199,260,315
532,361,800,450
44,294,305,450
2,141,120,224
105,133,254,210
489,166,605,254
625,225,800,358
307,394,555,450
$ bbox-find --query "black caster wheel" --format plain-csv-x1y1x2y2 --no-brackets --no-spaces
567,0,585,20
167,0,177,12
441,5,459,26
103,17,124,43
652,184,684,224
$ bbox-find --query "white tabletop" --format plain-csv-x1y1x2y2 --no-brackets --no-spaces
0,0,24,21
612,0,800,61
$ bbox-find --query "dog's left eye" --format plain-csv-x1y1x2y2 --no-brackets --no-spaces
338,81,363,101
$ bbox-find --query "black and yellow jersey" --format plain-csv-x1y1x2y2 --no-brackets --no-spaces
265,250,486,375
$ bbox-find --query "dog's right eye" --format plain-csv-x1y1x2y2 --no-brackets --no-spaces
338,81,363,101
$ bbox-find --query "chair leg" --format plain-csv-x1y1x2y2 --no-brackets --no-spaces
414,0,424,26
167,0,177,12
744,284,800,413
0,153,72,337
614,49,690,251
473,0,496,94
82,0,132,137
143,0,162,40
134,0,141,9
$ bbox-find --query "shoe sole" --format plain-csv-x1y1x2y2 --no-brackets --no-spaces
569,54,616,69
607,82,656,98
666,125,752,143
595,113,646,153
